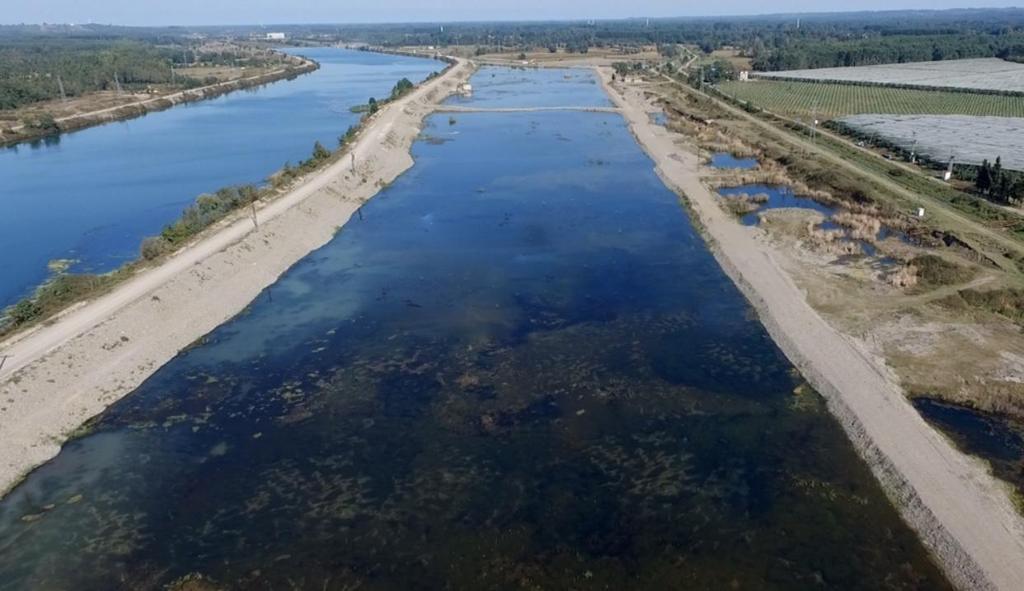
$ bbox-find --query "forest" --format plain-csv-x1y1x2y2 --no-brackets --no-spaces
0,27,286,111
0,39,192,109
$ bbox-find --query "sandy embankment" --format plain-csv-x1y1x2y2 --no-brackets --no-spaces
598,69,1024,591
0,58,475,495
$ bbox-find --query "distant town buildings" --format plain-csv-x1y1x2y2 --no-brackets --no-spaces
264,32,286,41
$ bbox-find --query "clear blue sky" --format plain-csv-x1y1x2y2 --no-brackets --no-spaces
4,1,1021,26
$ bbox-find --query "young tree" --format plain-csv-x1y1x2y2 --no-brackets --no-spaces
311,141,331,162
1011,178,1024,204
976,159,992,193
390,78,414,100
996,174,1012,203
368,97,378,114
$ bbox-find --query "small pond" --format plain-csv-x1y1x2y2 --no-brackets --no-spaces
717,184,911,258
710,152,759,170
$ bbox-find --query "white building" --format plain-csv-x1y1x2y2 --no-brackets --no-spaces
265,32,286,41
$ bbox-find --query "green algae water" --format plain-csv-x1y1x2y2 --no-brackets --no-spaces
0,68,950,590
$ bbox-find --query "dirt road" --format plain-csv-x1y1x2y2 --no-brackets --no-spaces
0,58,475,496
602,68,1024,591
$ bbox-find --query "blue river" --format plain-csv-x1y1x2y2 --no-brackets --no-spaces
0,48,441,308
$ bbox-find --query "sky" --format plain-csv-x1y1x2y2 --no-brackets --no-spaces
3,0,1021,26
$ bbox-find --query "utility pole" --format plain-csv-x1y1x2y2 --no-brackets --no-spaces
250,203,258,229
810,101,818,143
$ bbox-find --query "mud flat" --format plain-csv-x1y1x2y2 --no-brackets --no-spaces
598,68,1024,591
0,57,475,496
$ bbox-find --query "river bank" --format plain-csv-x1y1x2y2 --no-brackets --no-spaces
0,57,475,496
0,54,318,148
598,68,1024,590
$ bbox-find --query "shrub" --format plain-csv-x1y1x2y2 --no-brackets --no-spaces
909,255,975,287
390,78,415,101
140,236,171,260
161,184,262,245
7,298,42,325
959,288,1024,324
311,141,331,162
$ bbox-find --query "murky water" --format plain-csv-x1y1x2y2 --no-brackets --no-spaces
0,69,949,590
914,398,1024,499
648,112,668,127
0,48,440,307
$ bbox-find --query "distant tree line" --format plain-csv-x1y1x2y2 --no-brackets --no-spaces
0,38,286,111
751,33,1024,71
269,9,1024,71
0,39,203,110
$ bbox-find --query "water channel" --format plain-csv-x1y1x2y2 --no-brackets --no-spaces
0,67,950,590
0,48,441,308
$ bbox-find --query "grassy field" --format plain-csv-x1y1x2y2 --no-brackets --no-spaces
718,79,1024,120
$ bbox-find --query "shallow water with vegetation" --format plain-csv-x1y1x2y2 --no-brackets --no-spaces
914,398,1024,501
0,69,950,590
446,66,611,108
716,184,910,258
0,48,440,308
717,184,837,226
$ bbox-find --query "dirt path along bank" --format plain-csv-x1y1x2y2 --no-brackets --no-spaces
0,58,475,496
598,68,1024,591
